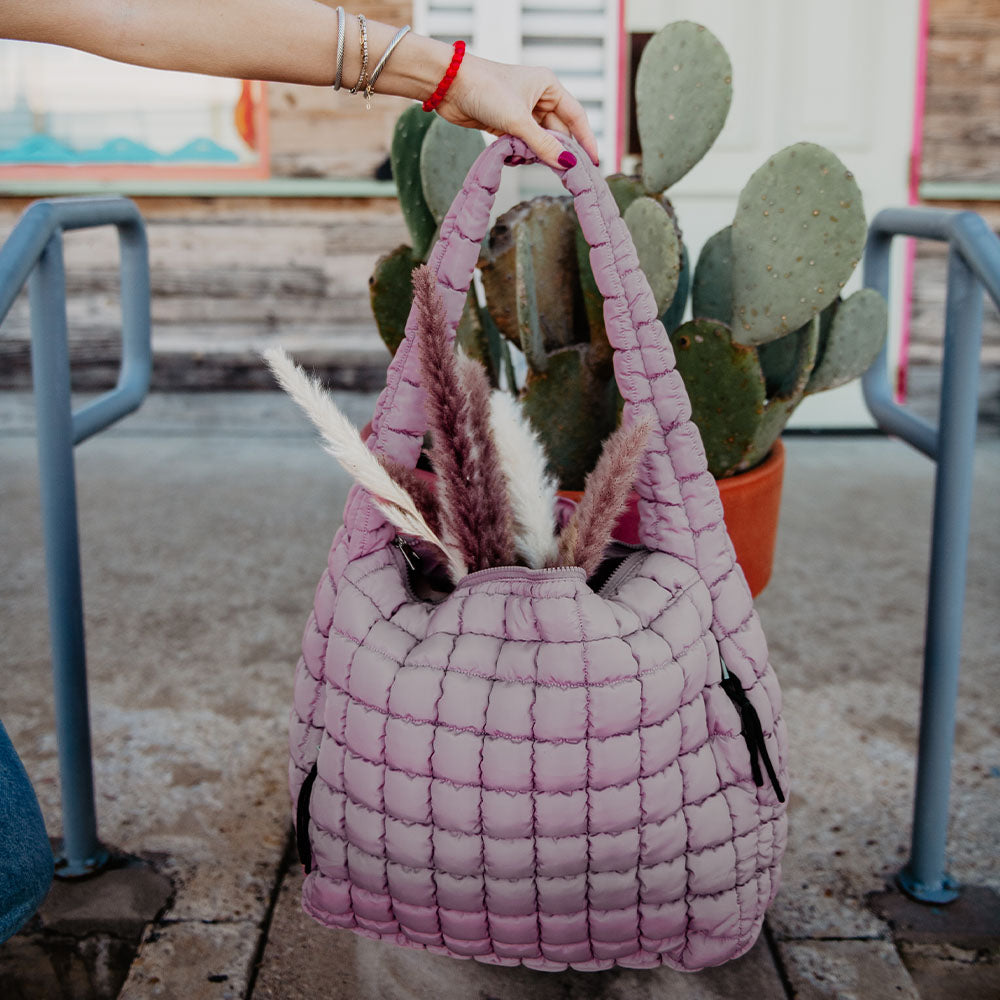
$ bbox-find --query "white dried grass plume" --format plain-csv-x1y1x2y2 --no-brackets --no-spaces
488,389,559,568
262,347,467,581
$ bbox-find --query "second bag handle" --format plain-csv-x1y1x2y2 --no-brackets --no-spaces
355,134,755,650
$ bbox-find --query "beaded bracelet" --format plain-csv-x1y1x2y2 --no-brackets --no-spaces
349,14,369,96
422,40,466,113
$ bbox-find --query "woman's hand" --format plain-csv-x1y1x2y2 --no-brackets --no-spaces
437,53,599,169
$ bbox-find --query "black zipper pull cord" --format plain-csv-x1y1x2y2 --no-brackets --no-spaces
296,762,320,873
720,662,785,803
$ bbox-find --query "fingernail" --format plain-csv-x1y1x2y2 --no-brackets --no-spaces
558,151,577,169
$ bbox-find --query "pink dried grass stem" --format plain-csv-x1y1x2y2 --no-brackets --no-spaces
412,266,514,573
558,417,654,577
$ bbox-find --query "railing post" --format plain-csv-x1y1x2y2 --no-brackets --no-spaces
862,207,1000,904
27,233,109,876
898,243,983,904
1,196,151,877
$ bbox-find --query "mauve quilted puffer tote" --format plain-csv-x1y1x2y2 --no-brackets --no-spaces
288,133,789,973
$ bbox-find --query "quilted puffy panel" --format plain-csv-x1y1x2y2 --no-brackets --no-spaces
289,535,788,973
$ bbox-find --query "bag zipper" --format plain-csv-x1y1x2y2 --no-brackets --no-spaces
719,660,785,802
595,542,647,597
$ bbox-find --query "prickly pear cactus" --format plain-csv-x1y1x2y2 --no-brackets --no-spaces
480,197,588,354
519,346,620,491
669,319,766,479
369,20,887,489
420,116,486,224
623,197,682,315
636,21,732,194
369,244,421,356
390,104,437,262
692,225,734,323
805,288,888,394
372,105,491,377
731,142,867,345
748,315,820,471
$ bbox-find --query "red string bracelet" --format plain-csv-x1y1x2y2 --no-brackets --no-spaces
422,40,466,112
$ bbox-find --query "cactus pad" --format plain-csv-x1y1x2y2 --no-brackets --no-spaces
806,288,888,394
731,142,866,346
481,197,587,354
662,243,690,332
623,196,682,315
670,319,766,478
636,21,733,193
744,315,820,471
420,116,486,225
520,345,620,490
370,243,421,355
692,225,734,324
757,317,820,399
390,104,437,261
605,173,647,216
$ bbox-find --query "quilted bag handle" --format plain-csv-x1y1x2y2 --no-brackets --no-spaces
347,132,757,657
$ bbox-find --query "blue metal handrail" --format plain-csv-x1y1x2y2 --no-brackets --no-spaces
863,207,1000,904
0,197,151,876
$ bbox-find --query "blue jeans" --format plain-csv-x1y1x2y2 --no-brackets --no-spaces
0,719,53,943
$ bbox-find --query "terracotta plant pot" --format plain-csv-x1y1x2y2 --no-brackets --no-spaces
360,424,785,598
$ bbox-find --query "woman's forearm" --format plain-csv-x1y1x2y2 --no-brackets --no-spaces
2,0,451,96
2,0,599,166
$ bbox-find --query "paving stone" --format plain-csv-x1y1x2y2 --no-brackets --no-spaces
869,884,1000,950
37,864,173,938
2,397,997,995
0,928,137,1000
778,940,919,1000
253,867,789,999
118,920,260,1000
898,942,1000,1000
0,862,172,1000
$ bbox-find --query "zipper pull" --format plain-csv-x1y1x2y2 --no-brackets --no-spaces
394,536,419,571
719,661,785,803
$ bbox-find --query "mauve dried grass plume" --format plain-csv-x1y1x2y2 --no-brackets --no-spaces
412,266,514,573
455,351,516,567
558,417,654,577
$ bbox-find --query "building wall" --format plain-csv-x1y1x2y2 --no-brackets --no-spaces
0,1,413,390
1,0,997,390
911,0,1000,370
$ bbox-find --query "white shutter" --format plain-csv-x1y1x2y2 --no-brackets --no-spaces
413,0,619,169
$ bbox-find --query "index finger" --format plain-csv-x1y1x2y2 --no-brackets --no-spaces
546,86,600,166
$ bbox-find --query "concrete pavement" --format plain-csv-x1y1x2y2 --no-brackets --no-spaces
0,390,997,999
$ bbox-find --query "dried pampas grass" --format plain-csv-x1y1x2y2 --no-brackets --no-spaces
413,266,515,573
488,389,559,568
558,417,653,577
262,346,465,580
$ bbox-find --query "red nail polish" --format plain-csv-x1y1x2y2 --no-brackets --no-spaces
558,151,577,169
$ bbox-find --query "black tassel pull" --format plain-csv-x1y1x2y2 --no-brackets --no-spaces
720,663,785,803
296,762,319,873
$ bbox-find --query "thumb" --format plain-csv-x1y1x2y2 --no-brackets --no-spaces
515,120,573,170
